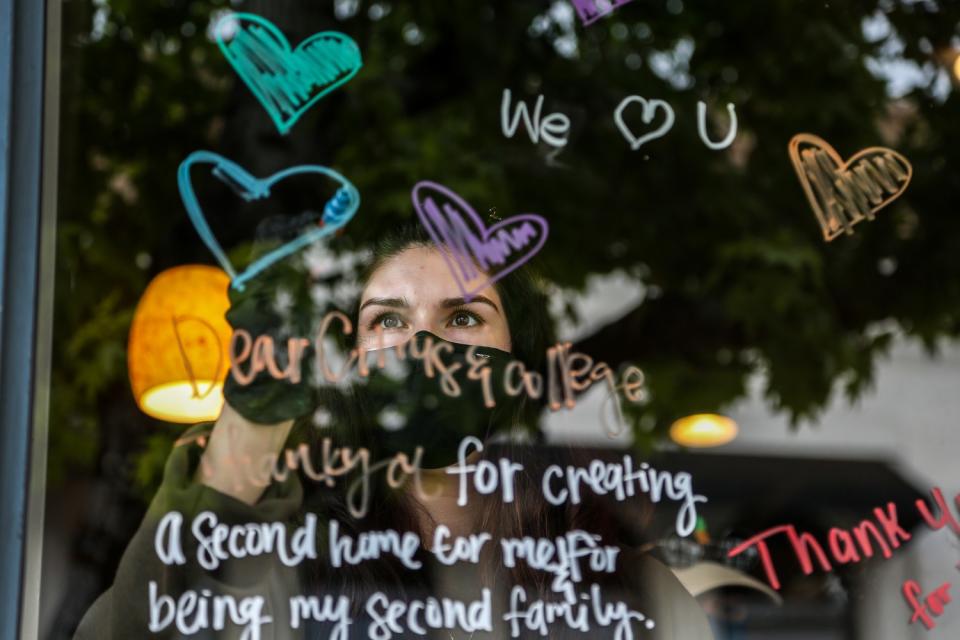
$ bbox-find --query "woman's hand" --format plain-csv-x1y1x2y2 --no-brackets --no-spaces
197,402,295,505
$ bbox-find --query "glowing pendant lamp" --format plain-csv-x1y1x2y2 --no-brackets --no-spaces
128,265,231,423
669,413,738,448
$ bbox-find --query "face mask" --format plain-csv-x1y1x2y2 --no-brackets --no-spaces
348,331,524,469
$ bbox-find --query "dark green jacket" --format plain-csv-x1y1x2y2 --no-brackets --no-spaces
75,425,714,639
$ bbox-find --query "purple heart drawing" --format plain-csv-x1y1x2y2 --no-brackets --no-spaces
412,181,549,299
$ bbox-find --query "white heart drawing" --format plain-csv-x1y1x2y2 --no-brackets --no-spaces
614,96,675,151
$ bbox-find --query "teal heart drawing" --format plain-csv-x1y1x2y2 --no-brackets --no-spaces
214,12,363,135
177,151,360,291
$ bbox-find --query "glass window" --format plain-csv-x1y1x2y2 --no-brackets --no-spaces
25,1,960,638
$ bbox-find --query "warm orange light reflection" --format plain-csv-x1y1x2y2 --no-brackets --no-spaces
140,381,225,423
128,265,231,423
670,413,738,448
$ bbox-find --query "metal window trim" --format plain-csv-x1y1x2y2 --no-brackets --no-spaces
21,0,60,636
0,0,60,637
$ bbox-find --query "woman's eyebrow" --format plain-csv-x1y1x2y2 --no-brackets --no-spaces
441,296,501,315
359,297,408,312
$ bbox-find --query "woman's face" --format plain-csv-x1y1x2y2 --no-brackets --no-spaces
357,245,512,352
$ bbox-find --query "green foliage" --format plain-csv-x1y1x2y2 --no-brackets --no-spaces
132,431,179,498
50,0,960,486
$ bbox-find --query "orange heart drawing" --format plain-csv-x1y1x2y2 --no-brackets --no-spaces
788,133,913,242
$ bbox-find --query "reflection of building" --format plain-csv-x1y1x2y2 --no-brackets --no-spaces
545,282,960,638
656,451,923,639
543,423,934,638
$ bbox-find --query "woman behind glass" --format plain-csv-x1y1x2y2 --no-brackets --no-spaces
75,226,713,639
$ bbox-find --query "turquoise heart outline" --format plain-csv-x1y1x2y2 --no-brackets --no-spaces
177,150,360,291
214,12,363,135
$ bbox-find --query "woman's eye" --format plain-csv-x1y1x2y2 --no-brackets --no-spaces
376,314,406,330
449,311,480,328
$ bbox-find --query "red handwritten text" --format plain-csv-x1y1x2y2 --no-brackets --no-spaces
903,580,952,631
730,488,960,590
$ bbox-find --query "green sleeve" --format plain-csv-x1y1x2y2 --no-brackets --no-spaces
73,423,306,640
